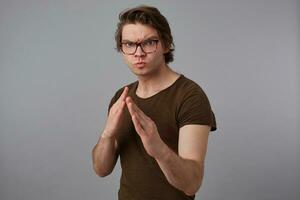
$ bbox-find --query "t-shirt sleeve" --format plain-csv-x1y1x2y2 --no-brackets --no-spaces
177,86,217,131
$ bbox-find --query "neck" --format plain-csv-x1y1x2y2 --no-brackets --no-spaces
136,64,180,98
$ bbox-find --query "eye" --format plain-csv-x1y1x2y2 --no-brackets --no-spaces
144,40,156,46
123,42,135,48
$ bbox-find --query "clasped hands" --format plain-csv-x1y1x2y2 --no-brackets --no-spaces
103,86,166,159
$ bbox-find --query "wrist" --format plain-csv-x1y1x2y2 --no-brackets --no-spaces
155,141,171,162
101,129,115,139
101,135,116,141
101,133,115,140
98,130,116,144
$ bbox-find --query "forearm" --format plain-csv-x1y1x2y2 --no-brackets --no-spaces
155,143,204,196
92,131,118,177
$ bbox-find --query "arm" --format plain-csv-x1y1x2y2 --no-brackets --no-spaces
125,97,210,196
155,124,210,196
92,132,119,177
92,87,128,177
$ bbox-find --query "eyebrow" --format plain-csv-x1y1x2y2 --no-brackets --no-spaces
122,36,159,43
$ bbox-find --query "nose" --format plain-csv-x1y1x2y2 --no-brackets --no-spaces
134,45,146,57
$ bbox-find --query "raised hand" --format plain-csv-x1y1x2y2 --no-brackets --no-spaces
103,87,129,138
126,96,165,158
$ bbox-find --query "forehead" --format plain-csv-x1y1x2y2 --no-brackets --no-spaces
121,23,159,41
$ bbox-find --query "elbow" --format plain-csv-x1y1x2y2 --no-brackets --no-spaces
93,164,112,177
183,183,201,196
183,168,204,196
183,180,203,196
92,148,113,177
95,170,110,178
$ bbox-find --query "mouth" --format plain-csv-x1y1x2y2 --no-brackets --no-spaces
134,61,146,64
134,62,146,67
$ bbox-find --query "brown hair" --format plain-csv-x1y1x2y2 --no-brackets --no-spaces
115,5,175,64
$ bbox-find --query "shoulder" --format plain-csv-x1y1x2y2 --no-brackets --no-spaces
175,75,217,131
175,75,209,100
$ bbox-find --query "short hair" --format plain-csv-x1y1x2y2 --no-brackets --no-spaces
115,5,175,64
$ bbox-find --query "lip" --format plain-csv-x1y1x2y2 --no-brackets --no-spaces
134,62,146,67
134,61,146,64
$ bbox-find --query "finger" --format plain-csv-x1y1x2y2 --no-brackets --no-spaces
125,97,136,115
129,98,151,125
111,98,125,115
132,114,146,137
126,97,144,119
117,87,129,104
126,97,145,116
126,98,148,128
117,100,126,114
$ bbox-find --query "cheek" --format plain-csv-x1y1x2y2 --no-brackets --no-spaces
154,46,166,60
151,52,165,63
122,55,131,65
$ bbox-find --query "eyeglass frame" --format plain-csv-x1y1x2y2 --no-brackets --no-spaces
120,39,160,55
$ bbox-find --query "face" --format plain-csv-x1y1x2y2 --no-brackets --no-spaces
120,23,169,77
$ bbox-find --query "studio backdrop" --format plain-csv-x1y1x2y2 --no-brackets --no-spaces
0,0,299,200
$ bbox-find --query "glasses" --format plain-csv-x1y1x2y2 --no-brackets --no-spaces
120,39,159,55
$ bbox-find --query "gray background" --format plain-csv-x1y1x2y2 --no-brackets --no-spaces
1,0,299,199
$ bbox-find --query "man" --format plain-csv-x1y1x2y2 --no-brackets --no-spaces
92,5,217,200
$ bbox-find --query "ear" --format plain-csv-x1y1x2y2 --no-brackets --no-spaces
160,40,171,54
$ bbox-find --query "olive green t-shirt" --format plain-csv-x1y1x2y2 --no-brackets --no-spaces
108,74,217,200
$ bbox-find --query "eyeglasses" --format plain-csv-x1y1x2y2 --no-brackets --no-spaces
120,39,159,55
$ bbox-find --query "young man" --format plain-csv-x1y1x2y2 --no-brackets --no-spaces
92,5,217,200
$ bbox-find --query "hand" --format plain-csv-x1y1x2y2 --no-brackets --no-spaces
126,96,165,158
103,87,129,138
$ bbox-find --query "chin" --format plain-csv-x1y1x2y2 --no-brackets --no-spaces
129,67,148,75
132,71,148,77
